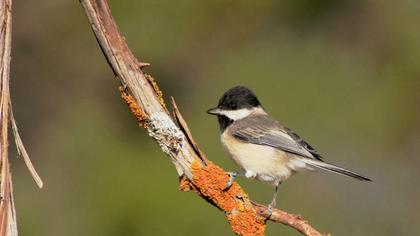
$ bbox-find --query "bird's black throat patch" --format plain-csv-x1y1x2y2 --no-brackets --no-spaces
217,115,233,132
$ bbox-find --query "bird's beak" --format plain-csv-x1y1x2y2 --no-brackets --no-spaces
207,107,222,115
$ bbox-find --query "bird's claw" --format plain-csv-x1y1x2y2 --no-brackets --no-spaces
266,204,274,220
223,172,237,190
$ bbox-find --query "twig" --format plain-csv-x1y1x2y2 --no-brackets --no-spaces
0,0,43,235
253,202,328,236
10,112,43,188
80,0,327,235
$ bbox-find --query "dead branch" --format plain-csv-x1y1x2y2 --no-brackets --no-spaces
0,0,43,235
80,0,327,235
253,203,329,236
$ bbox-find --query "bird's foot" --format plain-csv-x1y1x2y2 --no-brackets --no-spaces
266,203,274,220
223,172,238,190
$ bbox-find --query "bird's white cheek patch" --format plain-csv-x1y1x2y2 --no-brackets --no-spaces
220,109,253,120
220,107,265,120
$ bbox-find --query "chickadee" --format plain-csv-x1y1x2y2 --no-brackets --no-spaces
207,86,370,213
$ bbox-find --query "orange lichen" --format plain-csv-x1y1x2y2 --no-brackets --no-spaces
144,74,166,109
179,175,195,192
119,86,148,127
181,160,266,236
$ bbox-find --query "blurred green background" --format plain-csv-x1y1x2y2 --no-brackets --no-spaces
9,0,419,235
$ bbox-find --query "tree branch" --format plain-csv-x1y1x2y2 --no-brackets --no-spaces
80,1,327,235
0,0,43,235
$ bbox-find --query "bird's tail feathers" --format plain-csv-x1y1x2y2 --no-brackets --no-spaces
299,158,371,181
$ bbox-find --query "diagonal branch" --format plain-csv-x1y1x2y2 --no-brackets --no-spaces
80,0,327,235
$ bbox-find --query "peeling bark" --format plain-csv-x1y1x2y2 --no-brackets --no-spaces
0,0,43,235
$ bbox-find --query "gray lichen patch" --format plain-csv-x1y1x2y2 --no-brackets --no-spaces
146,112,184,154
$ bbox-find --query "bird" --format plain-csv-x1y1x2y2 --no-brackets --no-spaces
207,85,371,214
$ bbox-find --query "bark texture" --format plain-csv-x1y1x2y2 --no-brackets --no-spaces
0,0,43,235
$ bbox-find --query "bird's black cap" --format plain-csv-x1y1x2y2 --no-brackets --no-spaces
207,86,261,132
216,85,261,110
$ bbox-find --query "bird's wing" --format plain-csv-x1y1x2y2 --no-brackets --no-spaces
231,115,324,161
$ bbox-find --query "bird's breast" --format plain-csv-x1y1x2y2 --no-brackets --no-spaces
220,131,293,185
